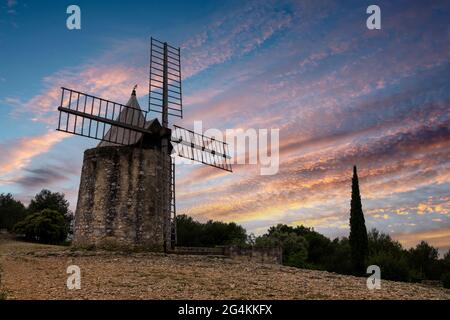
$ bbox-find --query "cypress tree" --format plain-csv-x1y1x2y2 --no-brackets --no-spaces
349,166,368,275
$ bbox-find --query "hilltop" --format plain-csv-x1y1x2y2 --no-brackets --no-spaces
0,238,449,300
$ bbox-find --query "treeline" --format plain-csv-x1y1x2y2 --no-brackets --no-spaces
0,190,72,244
176,214,247,247
176,216,450,288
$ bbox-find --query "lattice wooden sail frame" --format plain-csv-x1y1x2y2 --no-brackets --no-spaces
57,87,152,146
171,125,233,172
148,37,183,119
56,88,232,172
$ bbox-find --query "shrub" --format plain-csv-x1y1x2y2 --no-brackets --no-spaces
13,209,69,244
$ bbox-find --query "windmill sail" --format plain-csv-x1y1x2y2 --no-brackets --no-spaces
148,37,183,118
57,87,155,146
171,125,232,172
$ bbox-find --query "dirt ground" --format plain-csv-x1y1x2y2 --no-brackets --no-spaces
0,238,449,300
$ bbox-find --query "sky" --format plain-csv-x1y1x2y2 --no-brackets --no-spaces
0,0,449,254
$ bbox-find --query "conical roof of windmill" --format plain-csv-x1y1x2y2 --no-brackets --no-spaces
97,86,162,147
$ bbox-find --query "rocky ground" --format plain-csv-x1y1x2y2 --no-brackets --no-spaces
0,237,449,300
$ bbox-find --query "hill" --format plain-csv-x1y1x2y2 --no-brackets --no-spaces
0,238,449,300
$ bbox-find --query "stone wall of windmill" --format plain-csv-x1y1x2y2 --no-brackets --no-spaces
73,145,170,251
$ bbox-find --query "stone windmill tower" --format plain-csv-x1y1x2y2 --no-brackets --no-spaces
56,38,232,251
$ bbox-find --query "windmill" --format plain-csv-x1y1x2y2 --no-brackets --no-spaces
56,37,232,251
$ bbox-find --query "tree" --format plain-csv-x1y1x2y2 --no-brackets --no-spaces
326,238,353,275
367,229,410,281
28,189,70,216
202,220,247,246
176,214,247,247
28,189,72,235
176,215,203,247
442,251,450,289
13,209,69,244
408,241,440,281
349,166,368,275
443,249,450,268
0,193,27,231
295,225,334,268
265,224,334,268
442,272,450,289
256,224,308,268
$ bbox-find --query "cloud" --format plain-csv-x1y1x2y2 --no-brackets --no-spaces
4,0,293,125
181,0,293,78
5,0,17,15
394,227,450,253
6,64,148,125
14,167,71,190
1,0,449,249
0,130,66,184
0,0,296,196
7,0,17,8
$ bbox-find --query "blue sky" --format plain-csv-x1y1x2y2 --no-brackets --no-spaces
1,0,449,253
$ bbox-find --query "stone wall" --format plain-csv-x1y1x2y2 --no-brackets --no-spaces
170,246,282,264
224,246,282,264
171,246,226,255
73,146,170,251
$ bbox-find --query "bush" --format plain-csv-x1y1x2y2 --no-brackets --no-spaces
13,209,69,244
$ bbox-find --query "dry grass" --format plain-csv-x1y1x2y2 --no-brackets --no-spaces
0,238,449,300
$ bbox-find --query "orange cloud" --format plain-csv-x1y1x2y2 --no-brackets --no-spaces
7,64,148,126
394,227,450,251
0,130,66,182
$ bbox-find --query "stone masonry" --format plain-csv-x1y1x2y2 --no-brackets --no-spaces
73,145,169,251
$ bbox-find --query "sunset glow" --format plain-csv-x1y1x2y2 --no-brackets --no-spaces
0,0,449,254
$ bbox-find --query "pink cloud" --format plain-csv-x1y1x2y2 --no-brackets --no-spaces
0,130,66,184
181,0,292,78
